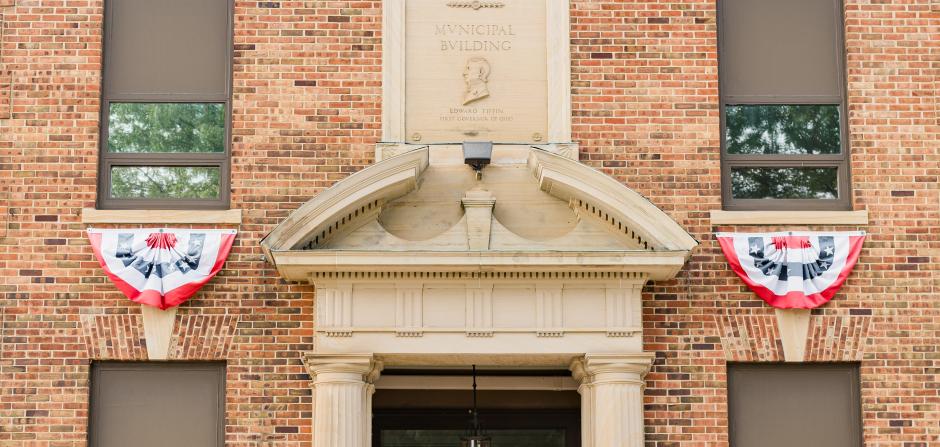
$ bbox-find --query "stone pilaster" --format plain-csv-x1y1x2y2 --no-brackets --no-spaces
571,353,654,447
303,353,383,447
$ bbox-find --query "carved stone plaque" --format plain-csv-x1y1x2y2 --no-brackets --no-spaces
405,0,548,143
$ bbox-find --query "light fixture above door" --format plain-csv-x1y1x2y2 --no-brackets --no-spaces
460,365,492,447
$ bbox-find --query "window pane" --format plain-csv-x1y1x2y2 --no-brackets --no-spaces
731,167,838,199
108,103,225,153
725,105,841,155
110,166,221,200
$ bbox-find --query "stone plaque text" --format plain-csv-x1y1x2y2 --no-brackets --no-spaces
405,0,548,143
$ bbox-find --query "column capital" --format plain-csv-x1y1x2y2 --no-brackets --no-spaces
303,353,383,384
570,353,655,384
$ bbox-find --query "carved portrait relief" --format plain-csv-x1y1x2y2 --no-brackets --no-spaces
462,57,491,105
404,0,548,143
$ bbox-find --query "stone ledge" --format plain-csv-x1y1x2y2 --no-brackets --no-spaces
710,210,868,226
81,208,242,225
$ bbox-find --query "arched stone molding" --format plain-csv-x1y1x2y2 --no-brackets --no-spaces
261,147,429,259
527,149,698,252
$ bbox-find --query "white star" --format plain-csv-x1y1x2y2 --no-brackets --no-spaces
750,245,761,255
823,246,834,256
820,262,829,269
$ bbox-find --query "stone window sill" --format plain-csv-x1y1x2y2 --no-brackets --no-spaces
81,208,242,225
710,210,868,226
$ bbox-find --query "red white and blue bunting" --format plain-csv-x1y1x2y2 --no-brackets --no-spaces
716,231,865,309
88,228,236,310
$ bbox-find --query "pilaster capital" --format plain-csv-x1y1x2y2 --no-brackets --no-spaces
303,353,384,384
570,353,655,386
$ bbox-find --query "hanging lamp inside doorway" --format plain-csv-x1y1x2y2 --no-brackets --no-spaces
460,365,492,447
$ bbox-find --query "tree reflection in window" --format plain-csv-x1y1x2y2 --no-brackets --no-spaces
725,105,841,155
731,167,838,200
108,103,225,153
110,166,221,199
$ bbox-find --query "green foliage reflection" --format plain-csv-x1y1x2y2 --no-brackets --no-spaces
110,166,220,199
731,167,837,200
108,103,225,153
725,105,840,155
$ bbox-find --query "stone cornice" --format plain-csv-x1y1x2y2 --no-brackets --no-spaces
269,249,690,282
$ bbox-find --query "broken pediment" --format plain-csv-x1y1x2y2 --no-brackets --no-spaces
261,146,698,281
320,163,644,252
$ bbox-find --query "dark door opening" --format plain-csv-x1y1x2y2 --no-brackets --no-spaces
373,388,581,447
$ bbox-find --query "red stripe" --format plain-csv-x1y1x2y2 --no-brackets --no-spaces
772,235,811,249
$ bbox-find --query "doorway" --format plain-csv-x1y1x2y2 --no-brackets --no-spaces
373,387,581,447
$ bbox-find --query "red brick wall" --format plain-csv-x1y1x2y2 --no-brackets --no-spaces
0,0,937,446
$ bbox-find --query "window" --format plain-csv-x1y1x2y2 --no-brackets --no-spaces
727,364,861,447
89,362,225,447
719,0,850,210
99,0,232,209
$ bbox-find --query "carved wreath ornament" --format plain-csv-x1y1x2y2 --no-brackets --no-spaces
447,1,505,10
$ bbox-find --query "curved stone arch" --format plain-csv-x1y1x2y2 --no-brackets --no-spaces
527,149,698,252
261,147,430,258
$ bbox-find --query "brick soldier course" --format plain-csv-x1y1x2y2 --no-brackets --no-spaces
0,1,938,446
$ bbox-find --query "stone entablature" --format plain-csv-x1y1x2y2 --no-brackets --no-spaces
311,272,647,355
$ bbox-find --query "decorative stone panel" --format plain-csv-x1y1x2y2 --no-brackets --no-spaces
311,272,648,356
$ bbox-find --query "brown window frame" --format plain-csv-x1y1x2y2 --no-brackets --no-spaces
88,362,226,447
727,363,862,447
97,0,233,210
718,0,852,211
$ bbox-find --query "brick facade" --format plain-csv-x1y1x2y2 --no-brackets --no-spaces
0,0,937,445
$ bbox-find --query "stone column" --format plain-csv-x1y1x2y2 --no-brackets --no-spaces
303,353,383,447
570,353,654,447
